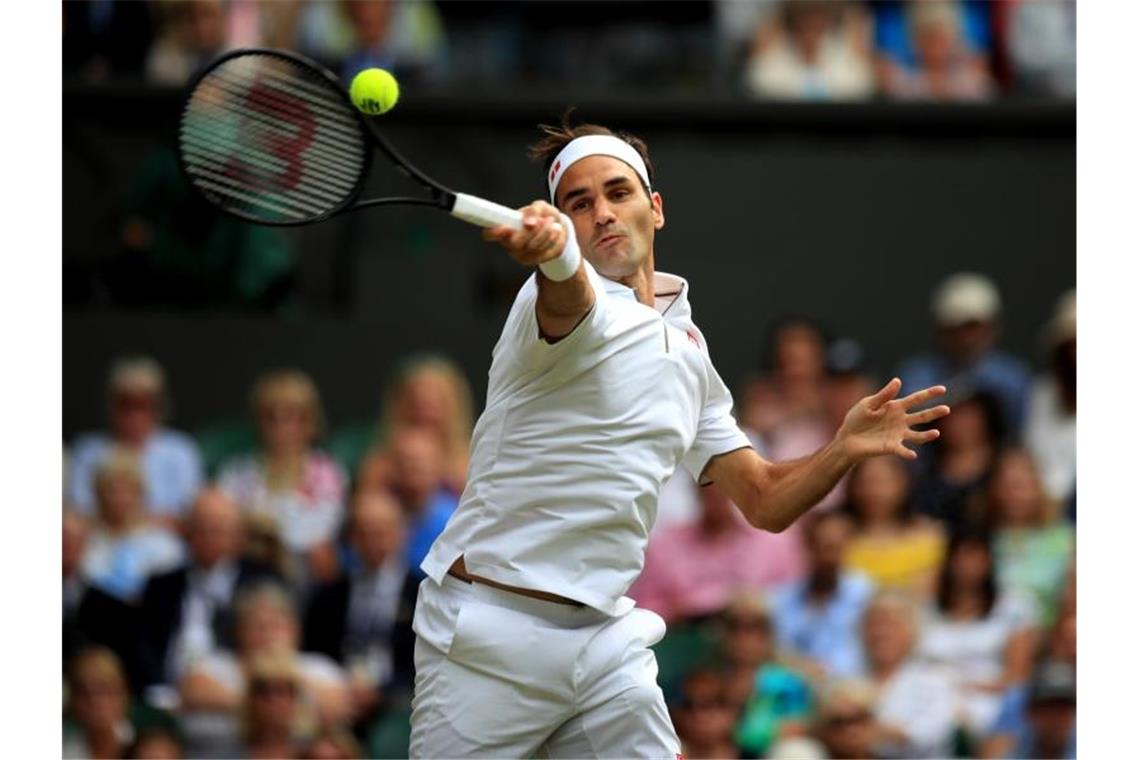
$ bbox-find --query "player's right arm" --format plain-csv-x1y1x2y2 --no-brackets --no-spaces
483,200,594,341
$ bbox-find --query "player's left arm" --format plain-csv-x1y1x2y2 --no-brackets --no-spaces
704,379,949,532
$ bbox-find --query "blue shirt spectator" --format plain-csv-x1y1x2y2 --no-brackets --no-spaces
985,663,1076,759
68,357,203,520
408,488,457,575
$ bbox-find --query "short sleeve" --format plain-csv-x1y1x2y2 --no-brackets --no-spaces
681,360,752,483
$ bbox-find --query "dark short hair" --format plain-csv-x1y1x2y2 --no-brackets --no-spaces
935,527,997,617
528,111,655,202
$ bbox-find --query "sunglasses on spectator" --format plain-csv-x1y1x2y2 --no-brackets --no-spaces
826,710,872,728
251,679,298,697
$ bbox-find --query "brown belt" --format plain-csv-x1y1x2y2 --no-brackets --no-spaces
447,557,584,608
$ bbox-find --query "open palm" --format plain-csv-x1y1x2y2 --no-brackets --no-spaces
839,378,950,461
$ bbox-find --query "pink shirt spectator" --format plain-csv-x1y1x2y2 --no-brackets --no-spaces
631,511,804,623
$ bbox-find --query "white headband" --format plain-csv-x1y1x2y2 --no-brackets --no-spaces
546,135,652,203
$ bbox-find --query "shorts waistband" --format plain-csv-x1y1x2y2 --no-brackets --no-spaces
439,573,607,629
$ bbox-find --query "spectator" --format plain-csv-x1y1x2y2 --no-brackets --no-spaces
672,669,741,760
896,272,1032,436
136,488,278,697
178,583,351,758
860,589,957,758
126,728,184,759
303,491,419,726
381,424,458,573
812,678,878,760
358,354,475,496
744,1,874,101
916,528,1038,741
913,389,1007,528
218,370,347,586
81,449,183,604
984,448,1074,627
1001,0,1076,97
631,480,802,623
718,595,813,758
68,356,203,523
64,647,135,760
981,659,1076,760
877,0,995,101
145,0,230,86
240,654,308,760
842,456,945,601
1025,290,1076,510
771,510,873,680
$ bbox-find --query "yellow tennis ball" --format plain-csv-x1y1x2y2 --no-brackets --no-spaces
349,68,399,115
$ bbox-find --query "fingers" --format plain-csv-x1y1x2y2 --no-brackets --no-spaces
898,384,947,411
905,428,940,444
906,405,951,426
866,377,902,410
893,443,919,461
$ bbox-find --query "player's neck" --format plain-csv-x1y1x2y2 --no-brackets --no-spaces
612,255,655,305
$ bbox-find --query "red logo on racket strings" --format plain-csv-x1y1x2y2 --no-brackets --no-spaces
225,81,316,192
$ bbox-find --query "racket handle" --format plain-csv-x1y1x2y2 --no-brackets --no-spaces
450,193,532,231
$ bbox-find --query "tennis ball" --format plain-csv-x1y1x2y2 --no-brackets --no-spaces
350,68,399,115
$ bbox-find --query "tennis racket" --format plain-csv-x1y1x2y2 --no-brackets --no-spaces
177,48,534,231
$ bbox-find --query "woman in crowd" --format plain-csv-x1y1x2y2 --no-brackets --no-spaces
984,448,1074,628
218,370,347,585
357,354,474,496
240,654,307,760
916,528,1038,743
81,448,183,603
718,595,812,758
64,647,136,760
843,456,945,603
914,389,1006,529
178,582,350,758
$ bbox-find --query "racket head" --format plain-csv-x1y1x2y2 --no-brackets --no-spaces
178,48,373,226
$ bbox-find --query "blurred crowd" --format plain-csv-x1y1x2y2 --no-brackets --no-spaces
62,269,1075,759
63,0,1076,100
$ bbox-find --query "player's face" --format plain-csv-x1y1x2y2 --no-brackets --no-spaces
556,155,664,280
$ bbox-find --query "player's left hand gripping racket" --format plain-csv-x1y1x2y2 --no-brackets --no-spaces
177,48,531,231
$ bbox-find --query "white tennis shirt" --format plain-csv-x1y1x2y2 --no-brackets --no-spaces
421,261,752,615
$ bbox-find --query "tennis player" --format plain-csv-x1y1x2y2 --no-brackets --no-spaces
409,122,950,758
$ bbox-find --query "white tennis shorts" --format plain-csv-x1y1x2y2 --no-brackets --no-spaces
409,574,681,758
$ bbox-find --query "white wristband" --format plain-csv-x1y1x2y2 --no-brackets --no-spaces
538,214,582,282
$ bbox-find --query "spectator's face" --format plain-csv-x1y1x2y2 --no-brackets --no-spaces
71,667,127,733
724,611,773,668
188,492,243,568
399,371,455,430
97,474,143,528
775,324,826,385
938,320,996,363
863,601,915,672
248,678,299,736
110,389,160,444
821,702,875,759
788,6,832,55
915,19,957,69
557,156,663,282
937,397,987,450
389,427,445,505
239,603,298,656
678,673,736,749
991,453,1043,527
808,514,850,573
63,515,87,577
258,399,313,455
188,0,227,53
949,539,991,588
351,494,406,569
347,0,394,47
850,457,909,523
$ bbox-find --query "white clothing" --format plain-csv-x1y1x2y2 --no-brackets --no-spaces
874,661,958,759
166,562,241,685
746,35,875,101
1025,376,1076,503
422,264,751,615
80,526,184,602
917,593,1038,734
410,575,679,759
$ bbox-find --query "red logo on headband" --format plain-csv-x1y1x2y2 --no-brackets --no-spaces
550,160,561,182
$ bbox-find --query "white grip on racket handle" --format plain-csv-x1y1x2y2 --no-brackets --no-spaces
451,193,524,230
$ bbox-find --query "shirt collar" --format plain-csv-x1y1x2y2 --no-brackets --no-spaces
600,271,689,316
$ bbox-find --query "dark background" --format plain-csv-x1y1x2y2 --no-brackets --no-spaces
63,88,1074,437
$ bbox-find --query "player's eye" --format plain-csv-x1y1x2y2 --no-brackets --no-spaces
571,199,591,212
611,188,631,201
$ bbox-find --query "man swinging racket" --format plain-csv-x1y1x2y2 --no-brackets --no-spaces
409,121,950,758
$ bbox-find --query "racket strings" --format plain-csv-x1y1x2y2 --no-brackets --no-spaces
180,53,367,224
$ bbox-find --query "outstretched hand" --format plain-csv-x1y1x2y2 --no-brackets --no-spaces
837,378,950,462
482,200,567,268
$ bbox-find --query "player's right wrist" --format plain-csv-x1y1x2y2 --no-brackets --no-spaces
538,214,581,282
